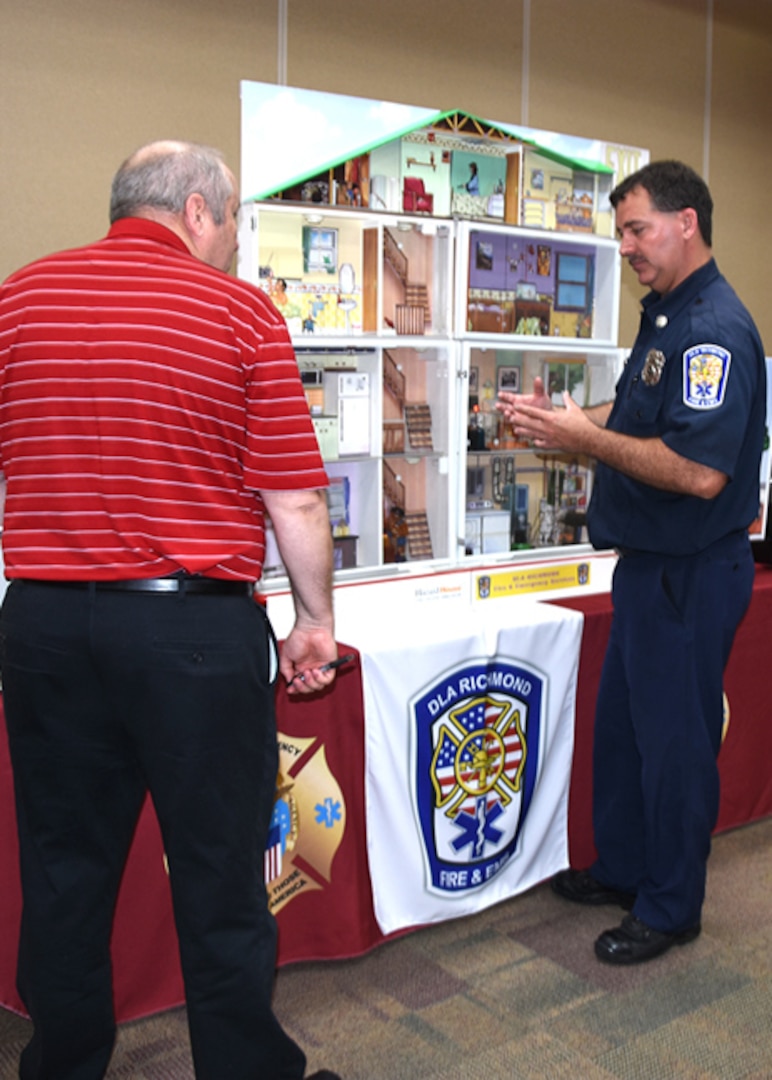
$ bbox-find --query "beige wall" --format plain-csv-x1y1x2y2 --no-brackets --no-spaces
2,0,771,347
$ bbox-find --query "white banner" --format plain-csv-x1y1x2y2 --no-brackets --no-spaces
360,598,584,935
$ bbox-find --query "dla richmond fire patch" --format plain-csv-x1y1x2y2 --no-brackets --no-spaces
683,343,731,410
412,658,544,896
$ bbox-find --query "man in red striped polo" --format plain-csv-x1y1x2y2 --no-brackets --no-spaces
0,141,340,1080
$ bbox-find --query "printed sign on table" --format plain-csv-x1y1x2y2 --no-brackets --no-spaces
360,599,583,934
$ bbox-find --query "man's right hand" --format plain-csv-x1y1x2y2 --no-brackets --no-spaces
281,625,338,694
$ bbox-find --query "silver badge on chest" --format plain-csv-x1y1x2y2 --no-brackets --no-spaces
642,348,666,386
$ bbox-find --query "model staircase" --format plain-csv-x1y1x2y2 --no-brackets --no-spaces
405,511,433,559
383,228,431,328
404,403,433,450
384,355,434,454
404,283,431,327
382,463,433,561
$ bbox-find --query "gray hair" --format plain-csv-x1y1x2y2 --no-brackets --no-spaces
109,140,233,226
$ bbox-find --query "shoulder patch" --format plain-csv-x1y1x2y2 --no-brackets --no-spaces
682,343,731,410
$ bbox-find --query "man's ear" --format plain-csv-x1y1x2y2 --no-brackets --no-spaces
681,206,699,241
183,192,208,238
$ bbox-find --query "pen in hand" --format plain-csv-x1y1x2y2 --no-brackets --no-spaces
290,653,356,685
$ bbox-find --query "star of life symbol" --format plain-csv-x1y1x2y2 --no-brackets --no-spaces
683,343,731,410
413,659,543,896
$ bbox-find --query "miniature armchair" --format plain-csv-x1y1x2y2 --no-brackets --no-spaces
402,176,434,213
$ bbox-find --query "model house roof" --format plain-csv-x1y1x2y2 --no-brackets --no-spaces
240,83,613,203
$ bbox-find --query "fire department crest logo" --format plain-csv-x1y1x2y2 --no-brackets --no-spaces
264,733,345,915
412,659,544,895
683,343,731,410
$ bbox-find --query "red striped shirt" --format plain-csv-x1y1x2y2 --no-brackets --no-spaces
0,218,328,580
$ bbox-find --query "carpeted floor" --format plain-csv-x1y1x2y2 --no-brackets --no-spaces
3,816,772,1079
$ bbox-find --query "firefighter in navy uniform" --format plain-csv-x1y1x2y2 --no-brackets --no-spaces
497,160,766,964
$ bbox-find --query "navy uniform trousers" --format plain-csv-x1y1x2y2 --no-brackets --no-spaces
590,531,755,934
1,580,306,1080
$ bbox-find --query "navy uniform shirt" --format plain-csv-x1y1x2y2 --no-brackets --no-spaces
588,259,766,555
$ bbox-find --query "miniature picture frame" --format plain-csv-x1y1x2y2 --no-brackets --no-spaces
475,241,494,272
497,366,521,393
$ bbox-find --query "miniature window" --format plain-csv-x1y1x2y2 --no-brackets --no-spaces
302,226,338,275
555,253,590,312
546,359,587,406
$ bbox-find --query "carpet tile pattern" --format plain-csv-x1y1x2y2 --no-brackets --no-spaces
2,816,772,1078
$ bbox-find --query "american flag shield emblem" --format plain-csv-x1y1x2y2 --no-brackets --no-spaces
264,820,284,885
412,659,543,895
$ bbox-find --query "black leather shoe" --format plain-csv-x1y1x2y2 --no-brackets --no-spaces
551,868,635,909
306,1072,342,1079
595,913,701,965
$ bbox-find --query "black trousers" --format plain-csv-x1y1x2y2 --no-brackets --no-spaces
1,581,306,1080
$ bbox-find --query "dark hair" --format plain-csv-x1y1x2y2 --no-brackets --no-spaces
610,160,713,247
110,141,233,226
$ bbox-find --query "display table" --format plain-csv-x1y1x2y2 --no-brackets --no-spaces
3,566,772,1020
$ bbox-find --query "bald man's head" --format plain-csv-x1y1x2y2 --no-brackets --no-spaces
109,140,234,226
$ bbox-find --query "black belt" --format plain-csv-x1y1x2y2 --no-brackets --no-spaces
33,576,254,596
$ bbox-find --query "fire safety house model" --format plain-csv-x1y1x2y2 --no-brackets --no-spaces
238,84,627,582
